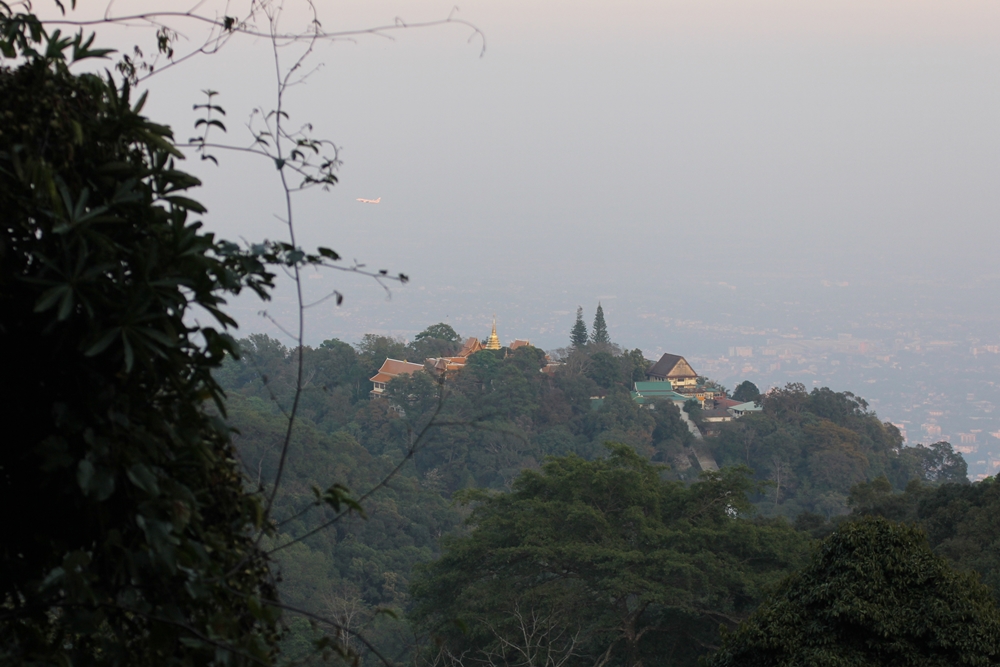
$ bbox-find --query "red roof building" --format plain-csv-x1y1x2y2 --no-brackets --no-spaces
370,358,425,399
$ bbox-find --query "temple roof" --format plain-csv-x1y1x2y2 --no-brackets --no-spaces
634,381,674,393
369,358,425,382
428,357,468,373
646,353,697,380
457,337,485,357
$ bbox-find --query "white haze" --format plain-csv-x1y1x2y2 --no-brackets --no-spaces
74,0,995,348
34,0,1000,474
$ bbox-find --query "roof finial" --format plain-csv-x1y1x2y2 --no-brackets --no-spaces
485,314,501,350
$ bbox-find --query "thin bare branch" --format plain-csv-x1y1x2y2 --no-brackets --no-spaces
263,598,398,667
41,12,487,58
267,375,474,553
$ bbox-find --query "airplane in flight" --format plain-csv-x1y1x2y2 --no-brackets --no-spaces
356,197,381,204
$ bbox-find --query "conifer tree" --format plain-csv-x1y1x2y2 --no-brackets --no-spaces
570,306,589,348
591,302,611,346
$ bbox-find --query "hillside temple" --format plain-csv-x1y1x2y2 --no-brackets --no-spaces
370,318,541,399
369,334,759,426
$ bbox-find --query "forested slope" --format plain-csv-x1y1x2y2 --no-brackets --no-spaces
215,328,992,666
707,383,968,518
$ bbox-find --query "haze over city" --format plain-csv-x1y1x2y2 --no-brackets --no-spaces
53,0,1000,476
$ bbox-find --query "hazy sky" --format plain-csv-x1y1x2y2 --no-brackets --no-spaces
50,1,1000,349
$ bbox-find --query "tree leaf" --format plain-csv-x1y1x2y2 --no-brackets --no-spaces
84,328,120,356
127,464,160,497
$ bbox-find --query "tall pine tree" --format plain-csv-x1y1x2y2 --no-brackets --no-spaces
571,306,589,348
591,302,611,346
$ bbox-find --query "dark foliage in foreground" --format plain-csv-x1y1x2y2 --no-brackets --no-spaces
1,15,283,665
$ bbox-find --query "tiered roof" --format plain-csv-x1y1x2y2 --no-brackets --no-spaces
456,337,485,357
426,337,486,374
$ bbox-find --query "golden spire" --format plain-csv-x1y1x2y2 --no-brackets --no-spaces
485,315,501,350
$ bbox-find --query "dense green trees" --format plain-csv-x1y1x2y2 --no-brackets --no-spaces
848,474,1000,602
411,445,811,667
622,348,651,383
219,329,671,497
897,440,969,484
214,332,707,660
707,517,1000,667
222,392,464,663
0,18,284,665
706,384,965,517
215,330,999,665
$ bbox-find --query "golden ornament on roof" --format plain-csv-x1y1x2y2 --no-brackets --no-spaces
485,315,501,350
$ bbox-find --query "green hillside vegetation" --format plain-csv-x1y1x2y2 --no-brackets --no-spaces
217,331,692,496
846,473,1000,603
214,327,997,665
707,517,1000,667
706,382,967,518
411,445,811,667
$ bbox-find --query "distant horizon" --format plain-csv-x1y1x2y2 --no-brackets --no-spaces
46,0,1000,480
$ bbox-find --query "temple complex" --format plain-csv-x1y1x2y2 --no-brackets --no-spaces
427,337,484,374
373,318,553,396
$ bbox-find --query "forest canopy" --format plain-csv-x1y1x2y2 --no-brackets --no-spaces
214,332,990,666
